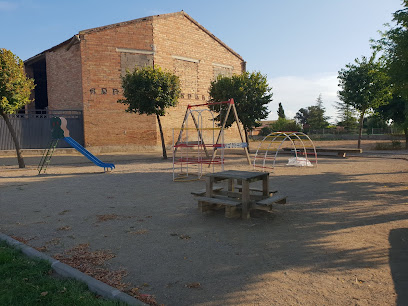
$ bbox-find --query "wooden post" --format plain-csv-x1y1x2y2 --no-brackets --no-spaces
231,103,251,165
174,106,209,158
241,180,250,219
262,175,269,198
210,99,251,165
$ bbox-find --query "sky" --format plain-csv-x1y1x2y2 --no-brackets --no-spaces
0,0,403,123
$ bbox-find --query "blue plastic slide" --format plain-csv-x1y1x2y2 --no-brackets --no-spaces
64,137,115,171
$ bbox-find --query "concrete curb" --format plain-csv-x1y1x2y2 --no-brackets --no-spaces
0,233,145,306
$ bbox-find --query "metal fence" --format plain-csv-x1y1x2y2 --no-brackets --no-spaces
307,127,402,135
0,110,84,150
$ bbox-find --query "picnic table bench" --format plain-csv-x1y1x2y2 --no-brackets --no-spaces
283,147,362,158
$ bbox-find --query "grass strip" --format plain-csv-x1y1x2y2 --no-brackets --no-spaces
0,240,124,306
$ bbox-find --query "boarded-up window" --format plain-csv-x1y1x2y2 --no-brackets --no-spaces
120,53,153,77
174,59,198,95
213,64,233,79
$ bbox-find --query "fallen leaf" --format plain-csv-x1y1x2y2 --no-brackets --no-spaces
57,226,71,231
41,291,48,296
58,210,70,215
186,282,201,289
59,287,67,293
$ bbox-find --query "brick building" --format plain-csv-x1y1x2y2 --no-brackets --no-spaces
24,11,245,151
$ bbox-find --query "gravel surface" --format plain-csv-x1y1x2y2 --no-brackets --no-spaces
1,142,407,305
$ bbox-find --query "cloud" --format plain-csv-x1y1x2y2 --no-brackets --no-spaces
0,1,18,11
267,73,340,123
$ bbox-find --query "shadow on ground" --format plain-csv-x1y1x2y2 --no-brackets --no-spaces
1,156,407,305
389,228,408,306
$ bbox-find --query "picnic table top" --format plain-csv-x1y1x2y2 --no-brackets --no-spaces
205,170,269,181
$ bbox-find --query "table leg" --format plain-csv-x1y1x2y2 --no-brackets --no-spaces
228,178,234,192
206,176,214,197
198,176,214,213
241,180,250,219
262,175,269,197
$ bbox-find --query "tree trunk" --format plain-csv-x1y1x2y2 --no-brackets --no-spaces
405,126,408,150
244,129,250,153
156,114,167,159
357,111,365,149
0,110,25,168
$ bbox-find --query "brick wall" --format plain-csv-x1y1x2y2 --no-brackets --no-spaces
37,12,246,150
79,18,157,148
152,13,246,147
46,43,83,110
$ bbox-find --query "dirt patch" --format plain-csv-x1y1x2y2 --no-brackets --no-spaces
1,148,408,305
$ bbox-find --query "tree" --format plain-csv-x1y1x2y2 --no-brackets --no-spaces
377,95,408,148
338,55,392,148
277,102,285,119
0,49,35,168
372,1,408,147
334,100,358,130
269,119,301,133
307,94,330,130
208,71,272,150
118,66,180,159
294,95,329,132
373,1,408,98
295,107,310,130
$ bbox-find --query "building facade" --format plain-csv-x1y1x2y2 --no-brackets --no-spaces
24,11,245,151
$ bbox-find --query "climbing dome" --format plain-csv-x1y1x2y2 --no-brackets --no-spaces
253,132,317,172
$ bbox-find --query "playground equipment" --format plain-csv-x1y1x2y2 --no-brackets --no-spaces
38,117,115,174
172,99,250,181
253,131,317,172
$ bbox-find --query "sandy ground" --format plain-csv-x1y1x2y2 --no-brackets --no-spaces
0,140,408,305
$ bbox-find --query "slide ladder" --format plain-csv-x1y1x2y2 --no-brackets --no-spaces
38,139,59,174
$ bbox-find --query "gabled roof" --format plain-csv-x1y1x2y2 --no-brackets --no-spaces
25,11,243,64
79,11,243,61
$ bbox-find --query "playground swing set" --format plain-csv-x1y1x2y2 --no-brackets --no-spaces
172,98,251,181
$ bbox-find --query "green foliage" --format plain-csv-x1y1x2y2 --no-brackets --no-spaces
118,66,180,116
371,2,408,148
260,125,273,136
208,71,272,132
334,100,359,129
376,95,408,148
338,55,392,114
0,49,35,114
0,241,123,305
365,114,389,130
338,54,392,148
377,95,408,127
0,49,35,168
118,65,180,159
260,119,301,136
374,140,402,150
277,102,285,119
270,118,301,132
373,1,408,99
294,95,329,131
295,108,309,126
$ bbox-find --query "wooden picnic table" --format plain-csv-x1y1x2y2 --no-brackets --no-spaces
196,170,286,219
